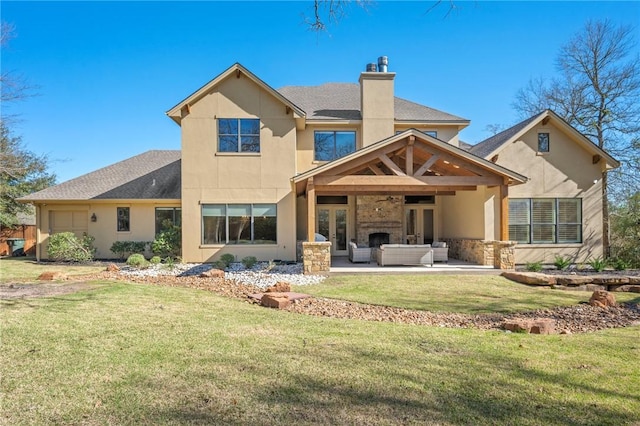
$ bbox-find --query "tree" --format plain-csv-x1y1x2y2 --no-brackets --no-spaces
0,22,55,227
304,0,371,32
0,123,56,227
610,190,640,268
513,19,640,255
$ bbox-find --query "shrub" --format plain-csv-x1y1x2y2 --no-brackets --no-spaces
525,261,542,272
149,256,162,265
152,222,181,259
553,255,572,271
126,253,148,268
212,260,227,270
587,257,607,272
611,257,629,271
242,256,258,269
219,253,235,268
47,232,96,262
110,241,149,259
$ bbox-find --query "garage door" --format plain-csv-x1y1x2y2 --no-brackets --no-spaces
50,211,88,239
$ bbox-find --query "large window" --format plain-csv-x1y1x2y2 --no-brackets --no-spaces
509,198,582,244
218,118,260,153
314,131,356,161
155,207,181,234
117,207,130,232
202,204,276,245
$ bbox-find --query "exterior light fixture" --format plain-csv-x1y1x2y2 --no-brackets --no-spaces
91,213,97,222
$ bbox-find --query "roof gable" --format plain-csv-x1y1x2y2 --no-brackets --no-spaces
293,129,527,196
166,63,305,125
20,150,181,201
471,110,619,168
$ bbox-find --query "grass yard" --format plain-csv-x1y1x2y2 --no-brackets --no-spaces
296,274,640,313
0,256,106,282
1,260,639,425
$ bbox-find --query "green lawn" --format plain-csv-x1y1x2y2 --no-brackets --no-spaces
1,261,639,424
0,256,106,282
295,274,639,313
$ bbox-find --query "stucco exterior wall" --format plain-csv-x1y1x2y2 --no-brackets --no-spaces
360,72,395,147
440,190,486,239
36,201,179,260
180,73,297,263
394,125,462,147
495,122,605,264
296,124,362,174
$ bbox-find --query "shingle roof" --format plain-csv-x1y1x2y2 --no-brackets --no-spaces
20,150,181,201
277,83,468,123
470,112,545,158
458,140,474,151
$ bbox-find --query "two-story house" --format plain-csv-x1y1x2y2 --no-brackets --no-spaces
21,59,618,270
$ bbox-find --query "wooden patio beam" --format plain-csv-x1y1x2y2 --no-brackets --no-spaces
414,155,440,177
306,178,316,243
315,175,502,186
378,154,406,176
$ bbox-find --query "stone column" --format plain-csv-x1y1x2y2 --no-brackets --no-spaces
302,241,332,274
493,241,516,270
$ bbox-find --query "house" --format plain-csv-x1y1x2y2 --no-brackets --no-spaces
20,59,619,270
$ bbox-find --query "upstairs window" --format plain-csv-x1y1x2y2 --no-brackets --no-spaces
423,130,437,138
218,118,260,153
117,207,130,232
314,131,356,161
538,133,550,152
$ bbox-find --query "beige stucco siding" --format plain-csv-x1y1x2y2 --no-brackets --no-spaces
37,201,179,260
440,190,486,239
496,123,605,263
180,73,297,263
296,124,362,174
394,125,461,147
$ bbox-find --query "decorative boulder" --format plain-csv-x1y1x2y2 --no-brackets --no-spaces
106,263,120,272
266,282,291,293
589,290,616,308
261,292,291,309
503,318,556,334
37,271,68,281
199,269,225,278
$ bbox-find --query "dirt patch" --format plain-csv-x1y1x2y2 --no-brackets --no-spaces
0,282,101,299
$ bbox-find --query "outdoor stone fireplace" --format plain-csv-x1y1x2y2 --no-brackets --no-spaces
356,195,403,246
368,232,390,248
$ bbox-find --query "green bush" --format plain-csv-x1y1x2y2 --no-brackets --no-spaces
242,256,258,269
152,221,181,259
149,256,162,265
587,257,607,272
525,261,542,272
553,255,572,271
47,232,96,262
110,241,149,259
219,253,235,268
611,257,629,271
212,260,227,269
126,253,148,268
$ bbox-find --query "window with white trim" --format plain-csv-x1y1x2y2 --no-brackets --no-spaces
218,118,260,153
538,133,550,152
202,204,276,245
508,198,582,244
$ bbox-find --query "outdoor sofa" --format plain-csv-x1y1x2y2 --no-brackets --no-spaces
431,241,449,263
376,244,434,267
348,241,372,263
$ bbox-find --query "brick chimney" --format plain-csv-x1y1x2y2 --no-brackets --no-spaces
360,56,395,147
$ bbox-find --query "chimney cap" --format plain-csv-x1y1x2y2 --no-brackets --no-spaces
366,63,377,72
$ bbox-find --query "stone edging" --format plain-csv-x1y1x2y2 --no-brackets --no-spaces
502,271,640,292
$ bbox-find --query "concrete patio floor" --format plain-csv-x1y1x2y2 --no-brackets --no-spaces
330,256,501,274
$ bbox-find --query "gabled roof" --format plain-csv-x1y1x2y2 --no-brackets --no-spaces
470,109,620,168
166,63,305,125
20,150,181,201
277,83,469,123
292,129,527,195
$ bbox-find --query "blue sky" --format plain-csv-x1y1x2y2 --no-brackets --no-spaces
3,1,639,183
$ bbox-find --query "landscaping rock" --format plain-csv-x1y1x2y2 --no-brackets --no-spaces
37,271,68,281
261,292,291,309
555,275,593,286
591,276,630,285
589,290,616,308
106,263,120,272
501,271,556,286
503,318,556,334
266,282,291,293
199,269,225,278
628,276,640,285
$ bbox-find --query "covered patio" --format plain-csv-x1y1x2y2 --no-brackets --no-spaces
293,130,527,274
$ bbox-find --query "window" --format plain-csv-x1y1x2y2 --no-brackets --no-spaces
202,204,276,245
423,130,437,138
508,198,582,244
218,118,260,153
538,133,550,152
314,131,356,161
155,207,181,234
117,207,130,232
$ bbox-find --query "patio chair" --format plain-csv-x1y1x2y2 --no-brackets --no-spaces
349,241,372,263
